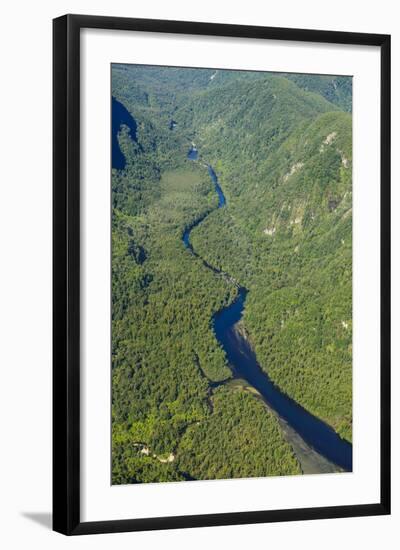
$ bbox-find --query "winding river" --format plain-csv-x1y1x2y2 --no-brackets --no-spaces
184,146,352,474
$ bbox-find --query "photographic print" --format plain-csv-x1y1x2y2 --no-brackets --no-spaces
53,15,390,534
111,64,353,485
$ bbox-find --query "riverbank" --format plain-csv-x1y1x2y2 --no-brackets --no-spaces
225,377,341,475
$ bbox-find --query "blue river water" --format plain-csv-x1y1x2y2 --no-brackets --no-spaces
184,146,352,472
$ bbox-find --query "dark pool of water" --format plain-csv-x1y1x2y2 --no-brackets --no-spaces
187,146,199,161
112,96,137,170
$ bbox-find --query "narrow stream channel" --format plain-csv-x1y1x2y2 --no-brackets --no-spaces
184,146,352,473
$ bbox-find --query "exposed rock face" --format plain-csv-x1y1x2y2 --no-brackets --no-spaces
323,131,337,145
264,226,276,236
319,131,337,152
341,155,349,167
283,162,304,182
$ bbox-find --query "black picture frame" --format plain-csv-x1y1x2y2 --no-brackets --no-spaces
53,14,391,535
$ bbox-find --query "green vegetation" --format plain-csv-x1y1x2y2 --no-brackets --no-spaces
279,73,352,112
111,63,352,484
177,386,300,479
112,166,235,483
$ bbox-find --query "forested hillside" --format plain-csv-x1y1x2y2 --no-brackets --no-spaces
111,64,352,484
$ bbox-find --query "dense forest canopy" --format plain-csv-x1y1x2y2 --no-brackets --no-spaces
111,64,352,484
